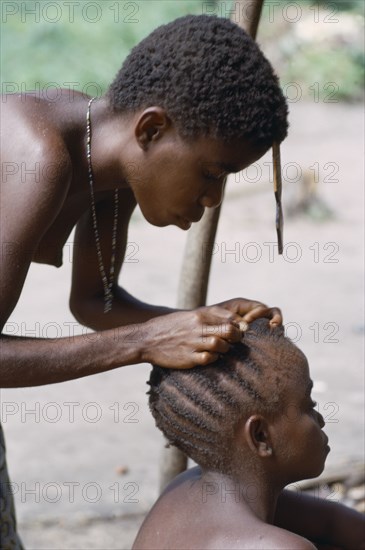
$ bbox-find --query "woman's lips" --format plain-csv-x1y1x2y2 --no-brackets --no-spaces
176,208,204,229
191,208,205,222
177,217,192,230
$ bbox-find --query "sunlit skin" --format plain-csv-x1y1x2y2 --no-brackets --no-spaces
0,90,280,387
121,105,268,230
133,357,364,550
2,91,364,548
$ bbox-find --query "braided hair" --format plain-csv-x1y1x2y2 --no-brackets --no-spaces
148,319,305,473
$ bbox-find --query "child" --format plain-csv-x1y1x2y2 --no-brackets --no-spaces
133,319,364,549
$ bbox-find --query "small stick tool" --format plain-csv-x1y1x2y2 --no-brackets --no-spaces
273,141,284,255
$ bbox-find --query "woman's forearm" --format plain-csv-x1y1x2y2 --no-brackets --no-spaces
0,324,146,388
71,285,178,331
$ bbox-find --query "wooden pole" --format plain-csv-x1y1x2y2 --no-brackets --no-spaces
240,0,264,38
159,0,265,492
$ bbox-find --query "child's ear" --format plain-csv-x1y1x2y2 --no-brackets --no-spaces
243,415,273,458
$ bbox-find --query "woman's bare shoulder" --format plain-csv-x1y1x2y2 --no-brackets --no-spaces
1,94,72,195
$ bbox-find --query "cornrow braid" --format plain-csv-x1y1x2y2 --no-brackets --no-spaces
148,319,302,472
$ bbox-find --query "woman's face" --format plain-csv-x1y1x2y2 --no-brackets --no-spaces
126,111,268,230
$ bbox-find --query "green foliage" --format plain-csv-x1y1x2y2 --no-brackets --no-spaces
1,1,202,93
269,0,363,14
309,0,362,12
285,47,364,102
1,0,364,101
260,0,364,102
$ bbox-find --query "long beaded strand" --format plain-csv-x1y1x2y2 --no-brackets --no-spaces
86,97,119,313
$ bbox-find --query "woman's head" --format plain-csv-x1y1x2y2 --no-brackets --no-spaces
148,319,329,484
108,14,288,150
106,15,288,231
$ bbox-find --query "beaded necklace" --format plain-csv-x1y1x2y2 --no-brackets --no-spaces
86,97,119,313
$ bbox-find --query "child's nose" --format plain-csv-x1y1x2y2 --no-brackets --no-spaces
317,410,325,428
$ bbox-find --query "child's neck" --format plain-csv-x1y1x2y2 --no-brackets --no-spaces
200,468,281,524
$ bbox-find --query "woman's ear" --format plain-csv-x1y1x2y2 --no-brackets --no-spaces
134,107,171,150
244,415,273,458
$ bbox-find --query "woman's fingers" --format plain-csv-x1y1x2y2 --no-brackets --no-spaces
142,300,283,370
216,298,283,326
242,306,282,326
193,350,220,366
198,334,232,354
201,317,242,344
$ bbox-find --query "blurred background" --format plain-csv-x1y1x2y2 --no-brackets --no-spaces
2,0,364,101
1,1,364,548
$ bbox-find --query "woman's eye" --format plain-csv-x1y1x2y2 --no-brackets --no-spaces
204,172,221,181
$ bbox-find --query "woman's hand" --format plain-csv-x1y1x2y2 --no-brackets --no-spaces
141,298,282,369
216,297,282,327
141,305,241,369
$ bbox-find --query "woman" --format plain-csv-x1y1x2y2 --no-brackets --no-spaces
1,14,287,546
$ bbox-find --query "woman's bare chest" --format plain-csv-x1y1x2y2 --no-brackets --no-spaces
32,193,90,267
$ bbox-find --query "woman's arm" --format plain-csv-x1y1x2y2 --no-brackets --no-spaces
69,188,176,330
69,190,282,331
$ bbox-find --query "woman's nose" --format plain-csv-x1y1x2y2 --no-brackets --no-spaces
200,180,225,209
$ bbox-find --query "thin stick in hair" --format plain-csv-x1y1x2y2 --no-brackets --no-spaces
273,141,284,255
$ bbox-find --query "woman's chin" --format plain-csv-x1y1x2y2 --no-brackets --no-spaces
142,210,168,228
141,209,192,230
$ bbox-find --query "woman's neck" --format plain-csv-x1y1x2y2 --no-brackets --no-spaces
53,93,134,195
85,96,133,192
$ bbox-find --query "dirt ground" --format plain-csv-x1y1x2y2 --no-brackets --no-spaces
1,101,364,549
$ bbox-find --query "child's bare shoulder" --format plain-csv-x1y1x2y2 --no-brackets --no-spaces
220,524,317,550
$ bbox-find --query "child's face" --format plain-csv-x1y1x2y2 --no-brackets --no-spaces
129,128,267,229
272,358,330,483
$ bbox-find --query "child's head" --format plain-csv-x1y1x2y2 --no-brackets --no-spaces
148,319,329,486
108,14,288,150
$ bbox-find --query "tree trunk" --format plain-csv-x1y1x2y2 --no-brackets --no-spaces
159,0,265,492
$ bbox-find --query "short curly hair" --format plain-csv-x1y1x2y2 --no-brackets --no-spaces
148,319,306,473
107,15,288,148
